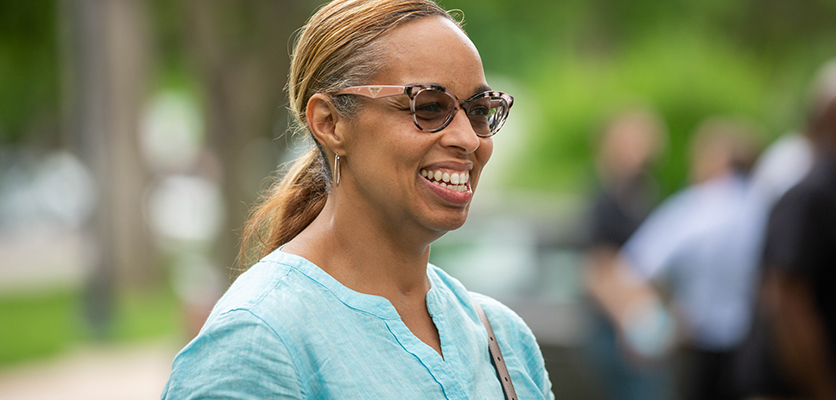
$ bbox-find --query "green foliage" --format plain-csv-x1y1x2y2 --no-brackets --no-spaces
0,1,59,145
515,29,772,194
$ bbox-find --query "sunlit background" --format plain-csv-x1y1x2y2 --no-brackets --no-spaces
1,0,835,398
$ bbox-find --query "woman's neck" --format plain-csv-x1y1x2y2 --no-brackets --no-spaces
282,196,435,299
283,195,445,356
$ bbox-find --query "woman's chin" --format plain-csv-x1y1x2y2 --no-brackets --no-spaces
423,208,470,234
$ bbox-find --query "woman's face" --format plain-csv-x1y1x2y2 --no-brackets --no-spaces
339,16,494,239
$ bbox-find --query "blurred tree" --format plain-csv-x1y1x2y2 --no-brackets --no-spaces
173,0,318,276
60,0,155,337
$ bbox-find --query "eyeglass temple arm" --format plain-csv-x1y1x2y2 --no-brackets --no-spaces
335,85,407,99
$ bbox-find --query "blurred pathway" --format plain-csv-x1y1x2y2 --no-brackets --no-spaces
0,340,178,400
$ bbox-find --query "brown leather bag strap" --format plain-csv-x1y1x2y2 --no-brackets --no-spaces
473,299,518,400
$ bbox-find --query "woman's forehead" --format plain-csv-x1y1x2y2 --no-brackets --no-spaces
373,16,487,95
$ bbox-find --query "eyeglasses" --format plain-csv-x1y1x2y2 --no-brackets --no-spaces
334,84,514,137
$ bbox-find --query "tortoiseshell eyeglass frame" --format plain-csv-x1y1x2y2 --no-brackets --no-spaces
334,84,514,137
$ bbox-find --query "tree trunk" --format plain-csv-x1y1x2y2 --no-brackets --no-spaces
182,0,311,279
61,0,154,337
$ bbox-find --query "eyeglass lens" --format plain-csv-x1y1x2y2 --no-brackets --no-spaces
412,89,508,136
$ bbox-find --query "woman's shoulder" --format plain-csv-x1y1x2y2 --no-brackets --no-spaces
163,251,331,398
468,292,537,343
163,301,303,398
204,250,334,333
428,268,553,399
211,252,285,307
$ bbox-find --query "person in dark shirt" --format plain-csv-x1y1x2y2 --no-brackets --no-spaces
584,109,671,400
762,60,836,400
588,108,667,252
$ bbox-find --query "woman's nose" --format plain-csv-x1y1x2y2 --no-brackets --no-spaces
439,109,481,154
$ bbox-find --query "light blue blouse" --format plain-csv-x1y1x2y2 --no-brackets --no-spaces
161,250,554,399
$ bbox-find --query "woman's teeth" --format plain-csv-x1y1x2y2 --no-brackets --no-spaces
420,169,469,192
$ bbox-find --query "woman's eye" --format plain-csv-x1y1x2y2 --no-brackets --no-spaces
468,106,489,117
414,102,448,121
417,102,442,112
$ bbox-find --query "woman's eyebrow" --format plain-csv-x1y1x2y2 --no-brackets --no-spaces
472,85,492,96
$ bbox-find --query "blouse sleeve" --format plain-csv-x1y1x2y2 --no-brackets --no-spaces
161,309,303,399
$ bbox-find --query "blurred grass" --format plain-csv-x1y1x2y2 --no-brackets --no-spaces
0,290,78,365
109,288,180,342
0,288,180,367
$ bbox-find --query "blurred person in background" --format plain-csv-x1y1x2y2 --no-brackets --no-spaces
760,59,836,400
731,133,814,400
161,0,554,398
584,108,673,400
731,71,826,400
587,109,667,259
591,117,763,400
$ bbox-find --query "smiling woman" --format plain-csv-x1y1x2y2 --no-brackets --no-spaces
160,1,553,399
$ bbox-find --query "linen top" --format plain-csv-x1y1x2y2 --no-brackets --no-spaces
161,250,554,399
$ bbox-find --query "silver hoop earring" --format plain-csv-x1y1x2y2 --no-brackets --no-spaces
334,154,341,186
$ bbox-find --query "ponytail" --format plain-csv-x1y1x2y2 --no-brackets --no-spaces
238,147,329,273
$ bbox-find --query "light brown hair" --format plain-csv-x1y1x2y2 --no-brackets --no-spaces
238,0,460,272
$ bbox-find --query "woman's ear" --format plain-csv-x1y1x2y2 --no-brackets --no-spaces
307,94,345,154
